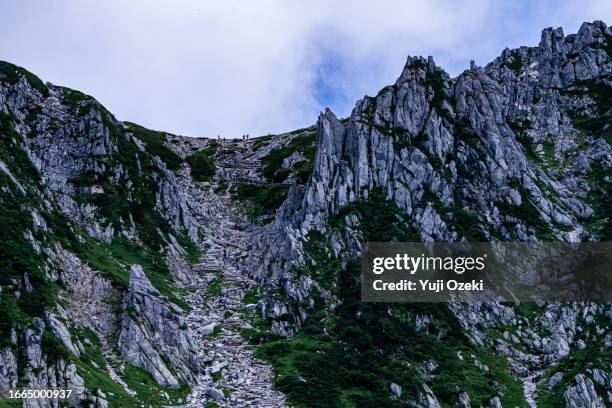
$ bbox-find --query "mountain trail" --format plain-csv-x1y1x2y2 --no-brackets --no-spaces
179,140,286,407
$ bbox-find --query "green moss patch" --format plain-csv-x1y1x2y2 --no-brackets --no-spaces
260,131,316,183
186,147,216,182
124,122,183,171
0,60,49,97
231,183,289,218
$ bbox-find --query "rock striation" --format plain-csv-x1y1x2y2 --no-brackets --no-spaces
118,264,200,388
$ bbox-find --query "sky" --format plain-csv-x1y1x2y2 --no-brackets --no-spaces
0,1,610,138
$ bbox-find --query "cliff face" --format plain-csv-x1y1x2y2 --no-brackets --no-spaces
257,20,611,323
0,20,610,408
250,21,612,406
0,64,205,406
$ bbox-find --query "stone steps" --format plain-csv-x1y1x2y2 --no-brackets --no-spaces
182,175,286,407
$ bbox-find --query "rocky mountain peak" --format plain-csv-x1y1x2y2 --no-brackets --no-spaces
0,19,610,408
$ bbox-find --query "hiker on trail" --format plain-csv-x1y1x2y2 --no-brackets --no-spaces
223,249,227,259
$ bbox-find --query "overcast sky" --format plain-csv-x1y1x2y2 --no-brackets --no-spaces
1,1,610,137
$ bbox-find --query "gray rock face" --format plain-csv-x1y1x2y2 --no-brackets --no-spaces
0,347,18,390
458,392,471,408
545,372,564,390
390,382,402,398
409,383,441,408
20,318,87,408
118,265,200,388
249,20,612,403
564,374,606,407
255,20,611,331
46,312,80,357
0,61,205,405
205,387,225,401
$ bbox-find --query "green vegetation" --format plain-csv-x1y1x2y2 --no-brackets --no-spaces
252,134,274,150
0,111,40,182
124,122,183,171
214,180,228,194
336,188,419,242
497,179,554,241
453,205,488,241
0,60,49,97
186,146,216,182
425,68,450,119
566,79,611,145
537,345,610,407
41,330,71,364
204,324,222,338
585,162,612,240
231,183,289,218
0,112,56,341
454,118,482,148
400,62,452,121
505,53,523,76
1,100,196,347
50,221,189,310
241,328,284,344
419,187,487,241
63,88,90,107
121,364,190,406
62,88,93,117
541,140,560,168
74,109,197,255
508,119,540,162
204,272,223,300
260,131,316,183
594,31,612,56
257,188,526,407
242,285,260,305
41,109,196,309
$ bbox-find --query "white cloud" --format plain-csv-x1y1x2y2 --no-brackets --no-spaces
0,0,610,136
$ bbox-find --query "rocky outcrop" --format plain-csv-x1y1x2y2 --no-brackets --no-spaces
409,383,441,408
564,374,606,407
21,318,87,408
249,19,612,405
46,311,82,357
0,347,18,391
255,20,612,332
118,265,200,388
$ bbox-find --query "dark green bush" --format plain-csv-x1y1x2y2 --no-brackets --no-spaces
186,149,216,182
231,183,289,217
